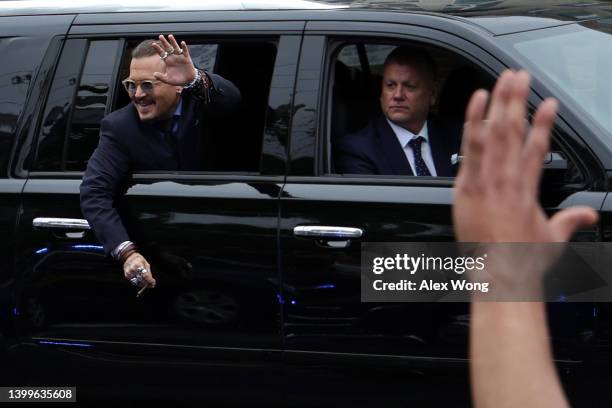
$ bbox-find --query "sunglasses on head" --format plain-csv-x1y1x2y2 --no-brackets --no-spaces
122,79,162,94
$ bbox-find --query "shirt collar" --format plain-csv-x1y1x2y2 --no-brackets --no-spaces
149,98,183,132
386,119,429,147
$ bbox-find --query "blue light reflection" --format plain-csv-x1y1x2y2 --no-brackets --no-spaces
38,341,93,348
71,244,104,251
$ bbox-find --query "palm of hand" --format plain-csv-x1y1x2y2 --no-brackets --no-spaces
161,56,193,86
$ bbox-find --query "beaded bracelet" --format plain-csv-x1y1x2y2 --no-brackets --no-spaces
183,68,214,103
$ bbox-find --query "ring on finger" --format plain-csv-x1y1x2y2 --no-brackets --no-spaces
160,51,169,61
175,48,184,55
129,275,143,286
136,266,148,276
166,47,174,54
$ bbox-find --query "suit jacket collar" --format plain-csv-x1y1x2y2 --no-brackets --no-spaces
377,115,454,177
375,115,414,176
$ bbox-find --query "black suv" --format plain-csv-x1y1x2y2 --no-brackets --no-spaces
2,0,612,406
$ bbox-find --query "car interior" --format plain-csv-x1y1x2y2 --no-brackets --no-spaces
329,42,495,175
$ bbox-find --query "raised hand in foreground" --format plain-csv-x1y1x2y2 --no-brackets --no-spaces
454,70,597,408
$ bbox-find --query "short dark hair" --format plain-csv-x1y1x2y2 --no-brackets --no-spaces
383,46,437,83
131,39,159,59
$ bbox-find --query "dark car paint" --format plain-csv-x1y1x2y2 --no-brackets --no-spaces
2,1,612,406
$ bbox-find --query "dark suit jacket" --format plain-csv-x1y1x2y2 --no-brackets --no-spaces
334,115,462,176
80,73,241,254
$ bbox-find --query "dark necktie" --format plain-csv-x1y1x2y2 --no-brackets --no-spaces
162,115,180,159
408,136,431,176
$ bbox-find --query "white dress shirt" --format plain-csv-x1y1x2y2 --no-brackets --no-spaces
386,119,437,176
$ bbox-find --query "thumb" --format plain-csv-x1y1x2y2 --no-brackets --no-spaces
153,71,169,83
549,206,599,242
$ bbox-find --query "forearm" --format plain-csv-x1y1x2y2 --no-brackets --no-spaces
470,301,569,408
80,187,131,255
80,124,132,255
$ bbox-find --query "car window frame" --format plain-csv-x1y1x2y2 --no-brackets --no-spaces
293,20,601,191
23,21,305,181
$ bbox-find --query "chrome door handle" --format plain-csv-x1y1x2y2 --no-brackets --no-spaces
293,226,363,239
33,217,91,230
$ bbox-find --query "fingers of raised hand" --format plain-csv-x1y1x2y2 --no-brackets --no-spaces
523,98,557,195
180,41,190,59
458,89,489,185
167,34,182,54
157,34,186,57
504,70,531,162
151,41,170,61
478,70,535,189
480,70,516,176
549,206,599,243
158,34,175,54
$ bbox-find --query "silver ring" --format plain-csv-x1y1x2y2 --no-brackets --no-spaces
136,266,148,275
160,51,169,61
175,48,184,55
129,275,142,286
166,47,175,54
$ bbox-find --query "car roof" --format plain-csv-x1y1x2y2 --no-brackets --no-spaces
0,0,344,15
2,0,611,36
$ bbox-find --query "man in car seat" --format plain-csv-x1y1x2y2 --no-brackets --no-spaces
334,46,461,176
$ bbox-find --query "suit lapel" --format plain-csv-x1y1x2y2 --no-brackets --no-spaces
175,95,195,142
174,94,205,170
376,116,413,176
129,103,179,170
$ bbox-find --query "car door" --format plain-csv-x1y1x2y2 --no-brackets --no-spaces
12,16,302,403
279,19,606,407
0,13,75,384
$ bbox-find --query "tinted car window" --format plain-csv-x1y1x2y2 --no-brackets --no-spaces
190,44,218,73
66,40,120,171
0,36,49,176
32,39,89,172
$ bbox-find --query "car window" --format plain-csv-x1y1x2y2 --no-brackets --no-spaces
30,37,278,175
327,41,585,187
0,35,49,176
507,22,612,139
329,42,493,177
68,40,120,171
32,39,90,172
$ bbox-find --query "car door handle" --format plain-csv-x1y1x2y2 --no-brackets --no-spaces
293,226,363,239
32,217,91,230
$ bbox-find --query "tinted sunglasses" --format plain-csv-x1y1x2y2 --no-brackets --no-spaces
122,79,162,94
